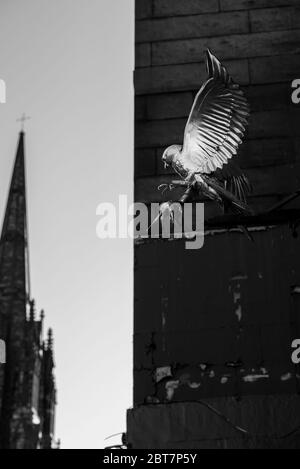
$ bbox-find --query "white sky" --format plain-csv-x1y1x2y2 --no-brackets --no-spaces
0,0,134,449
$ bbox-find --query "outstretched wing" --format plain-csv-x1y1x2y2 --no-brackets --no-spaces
180,50,249,174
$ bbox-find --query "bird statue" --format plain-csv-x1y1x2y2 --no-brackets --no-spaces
160,49,252,216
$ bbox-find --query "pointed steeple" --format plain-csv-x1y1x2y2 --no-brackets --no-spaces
0,131,29,448
0,131,57,449
0,131,28,328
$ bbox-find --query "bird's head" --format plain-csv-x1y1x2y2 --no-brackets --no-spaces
162,145,182,169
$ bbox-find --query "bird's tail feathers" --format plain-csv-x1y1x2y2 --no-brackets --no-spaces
230,199,253,216
207,177,253,216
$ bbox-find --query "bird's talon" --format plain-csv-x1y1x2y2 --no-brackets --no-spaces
158,183,174,194
158,183,168,194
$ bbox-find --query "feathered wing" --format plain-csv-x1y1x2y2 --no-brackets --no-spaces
180,50,250,175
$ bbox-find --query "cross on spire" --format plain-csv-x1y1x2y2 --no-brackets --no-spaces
17,113,31,132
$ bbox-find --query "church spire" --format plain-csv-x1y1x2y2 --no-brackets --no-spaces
0,131,29,448
0,131,29,309
0,131,57,449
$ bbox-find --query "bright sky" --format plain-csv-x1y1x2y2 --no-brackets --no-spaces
0,0,134,449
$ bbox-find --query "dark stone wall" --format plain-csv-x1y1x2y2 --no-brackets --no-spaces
131,0,300,448
133,2,300,403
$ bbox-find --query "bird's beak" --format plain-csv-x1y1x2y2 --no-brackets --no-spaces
164,162,168,169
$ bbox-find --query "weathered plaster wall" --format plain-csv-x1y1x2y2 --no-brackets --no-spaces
127,396,300,448
134,225,300,406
